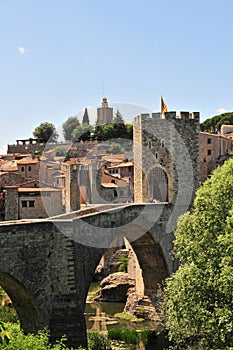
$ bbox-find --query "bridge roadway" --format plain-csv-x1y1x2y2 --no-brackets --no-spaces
0,202,182,348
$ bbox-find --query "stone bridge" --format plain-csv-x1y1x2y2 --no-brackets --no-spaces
0,202,183,348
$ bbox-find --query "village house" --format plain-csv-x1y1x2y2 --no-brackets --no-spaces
200,131,233,182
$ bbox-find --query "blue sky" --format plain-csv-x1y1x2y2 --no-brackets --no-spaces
0,0,233,150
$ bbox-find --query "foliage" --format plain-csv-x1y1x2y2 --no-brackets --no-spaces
95,123,132,141
82,108,90,125
63,116,80,141
0,323,76,349
108,143,124,155
117,256,128,272
113,110,124,124
55,148,67,157
72,124,94,142
87,331,111,350
0,305,18,324
200,111,233,133
114,313,144,322
164,159,233,349
108,328,138,344
33,122,58,143
0,287,6,300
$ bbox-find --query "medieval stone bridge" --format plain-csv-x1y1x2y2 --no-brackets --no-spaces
0,201,187,348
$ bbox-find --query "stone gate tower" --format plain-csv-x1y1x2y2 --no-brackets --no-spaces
133,111,200,207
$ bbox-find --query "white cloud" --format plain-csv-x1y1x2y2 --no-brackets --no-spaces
216,108,227,114
17,47,26,55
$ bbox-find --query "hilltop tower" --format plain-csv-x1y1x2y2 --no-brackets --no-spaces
133,111,200,207
97,97,113,125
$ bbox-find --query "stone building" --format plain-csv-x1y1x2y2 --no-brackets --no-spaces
200,131,233,182
133,111,200,204
97,97,113,125
7,138,45,154
4,186,63,220
15,158,40,181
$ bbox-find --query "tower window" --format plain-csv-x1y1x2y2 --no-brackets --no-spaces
22,201,27,208
29,201,35,208
207,149,212,156
207,138,211,144
28,166,32,171
21,166,24,172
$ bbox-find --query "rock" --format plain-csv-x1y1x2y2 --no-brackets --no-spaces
95,272,135,302
124,292,161,321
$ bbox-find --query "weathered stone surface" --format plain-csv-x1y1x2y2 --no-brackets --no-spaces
95,272,135,302
124,291,160,321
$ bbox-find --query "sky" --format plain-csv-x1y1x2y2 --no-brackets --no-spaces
1,0,233,151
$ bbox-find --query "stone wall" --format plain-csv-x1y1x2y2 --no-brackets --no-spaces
4,187,19,220
133,111,200,206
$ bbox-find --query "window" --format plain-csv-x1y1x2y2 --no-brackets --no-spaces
29,201,35,208
21,166,24,172
149,141,152,149
28,166,32,171
22,201,27,208
207,149,212,156
207,138,211,144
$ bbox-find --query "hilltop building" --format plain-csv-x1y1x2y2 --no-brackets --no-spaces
97,97,113,125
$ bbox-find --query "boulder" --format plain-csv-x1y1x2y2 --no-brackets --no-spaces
95,272,135,302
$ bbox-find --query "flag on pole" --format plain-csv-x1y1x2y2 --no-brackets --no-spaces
161,96,168,114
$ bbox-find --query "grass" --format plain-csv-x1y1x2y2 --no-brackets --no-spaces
114,312,144,322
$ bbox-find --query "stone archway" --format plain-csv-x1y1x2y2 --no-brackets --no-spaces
0,269,44,333
124,231,169,320
148,166,169,202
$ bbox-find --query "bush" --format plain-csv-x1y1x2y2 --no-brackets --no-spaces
108,328,138,344
0,323,76,349
87,331,111,350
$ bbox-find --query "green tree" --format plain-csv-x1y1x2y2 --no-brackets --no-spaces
33,122,58,143
163,159,233,349
62,116,80,142
82,108,90,125
72,124,93,142
201,111,233,133
95,123,133,141
113,109,124,124
117,255,128,272
109,142,124,154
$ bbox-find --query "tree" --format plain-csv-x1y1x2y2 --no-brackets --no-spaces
72,123,93,142
33,122,58,143
201,111,233,133
82,108,90,125
163,159,233,349
62,116,80,142
109,142,125,154
95,123,133,141
113,109,124,124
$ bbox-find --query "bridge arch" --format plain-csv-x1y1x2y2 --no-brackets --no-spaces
0,269,44,333
126,230,169,296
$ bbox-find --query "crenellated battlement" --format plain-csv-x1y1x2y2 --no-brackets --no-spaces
164,111,199,122
137,111,200,123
